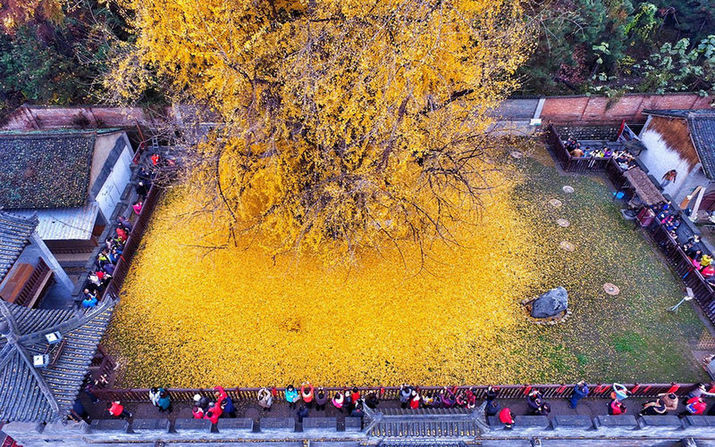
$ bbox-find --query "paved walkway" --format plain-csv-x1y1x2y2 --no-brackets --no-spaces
81,392,703,428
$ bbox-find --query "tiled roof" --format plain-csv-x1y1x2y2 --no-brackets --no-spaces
644,109,715,179
0,131,96,209
0,212,38,284
623,167,666,206
0,296,115,422
11,203,99,241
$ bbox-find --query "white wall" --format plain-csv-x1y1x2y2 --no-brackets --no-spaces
639,128,697,198
95,145,133,220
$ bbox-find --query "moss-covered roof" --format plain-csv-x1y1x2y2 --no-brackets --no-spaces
0,131,97,209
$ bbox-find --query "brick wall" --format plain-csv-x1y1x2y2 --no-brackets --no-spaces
541,93,712,124
2,105,165,131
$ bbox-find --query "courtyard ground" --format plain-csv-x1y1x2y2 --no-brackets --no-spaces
104,139,709,388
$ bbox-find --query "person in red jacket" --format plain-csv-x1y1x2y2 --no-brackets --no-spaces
351,387,361,403
106,401,131,419
679,397,707,417
301,382,315,408
409,390,420,409
204,386,227,424
116,227,128,242
498,407,514,429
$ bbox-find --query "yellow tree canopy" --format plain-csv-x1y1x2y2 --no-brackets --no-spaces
117,0,534,258
0,0,64,32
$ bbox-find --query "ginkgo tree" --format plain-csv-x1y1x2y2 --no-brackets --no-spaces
114,0,534,259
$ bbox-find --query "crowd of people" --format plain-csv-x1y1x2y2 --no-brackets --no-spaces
79,216,130,309
101,382,715,428
652,202,715,284
79,159,155,309
563,138,638,170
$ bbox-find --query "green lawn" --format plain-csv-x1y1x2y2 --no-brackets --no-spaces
507,141,708,383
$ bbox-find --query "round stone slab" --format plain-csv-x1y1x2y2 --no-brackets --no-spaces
548,199,562,208
603,283,620,295
562,185,575,193
559,241,575,252
510,151,523,159
556,218,570,227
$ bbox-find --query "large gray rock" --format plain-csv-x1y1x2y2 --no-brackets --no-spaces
531,287,568,318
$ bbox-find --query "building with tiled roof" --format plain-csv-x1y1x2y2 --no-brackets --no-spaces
0,129,135,248
0,212,73,308
639,109,715,215
0,295,115,422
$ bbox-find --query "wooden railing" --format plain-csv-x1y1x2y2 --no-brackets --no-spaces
646,222,715,325
545,124,618,173
92,382,710,403
99,183,162,300
545,123,715,325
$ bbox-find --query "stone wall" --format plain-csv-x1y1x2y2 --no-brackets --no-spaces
4,414,715,446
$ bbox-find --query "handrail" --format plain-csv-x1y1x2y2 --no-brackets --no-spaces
92,382,711,403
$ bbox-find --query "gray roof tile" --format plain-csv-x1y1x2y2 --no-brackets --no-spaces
0,131,96,209
0,212,38,284
0,296,115,422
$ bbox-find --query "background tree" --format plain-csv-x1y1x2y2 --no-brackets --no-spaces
114,0,533,259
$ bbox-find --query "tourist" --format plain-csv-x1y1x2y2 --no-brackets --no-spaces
486,385,499,404
640,398,667,416
155,388,171,413
118,216,133,232
82,291,98,309
285,385,299,410
679,397,707,417
133,201,143,215
486,399,501,417
399,384,413,409
106,400,131,419
701,254,712,268
149,387,161,407
688,383,715,399
526,389,545,414
116,226,128,243
538,402,551,416
136,180,150,199
498,407,515,429
344,390,354,413
608,398,627,415
351,386,361,402
421,392,436,408
192,405,204,419
571,147,584,157
658,393,679,413
103,262,116,275
203,386,227,424
194,393,210,411
409,390,420,409
351,400,365,418
570,381,589,409
301,382,315,408
465,388,478,409
365,390,379,409
315,387,328,410
455,389,467,407
331,392,344,412
222,393,236,417
661,169,677,188
258,387,273,411
441,386,457,408
297,405,309,423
